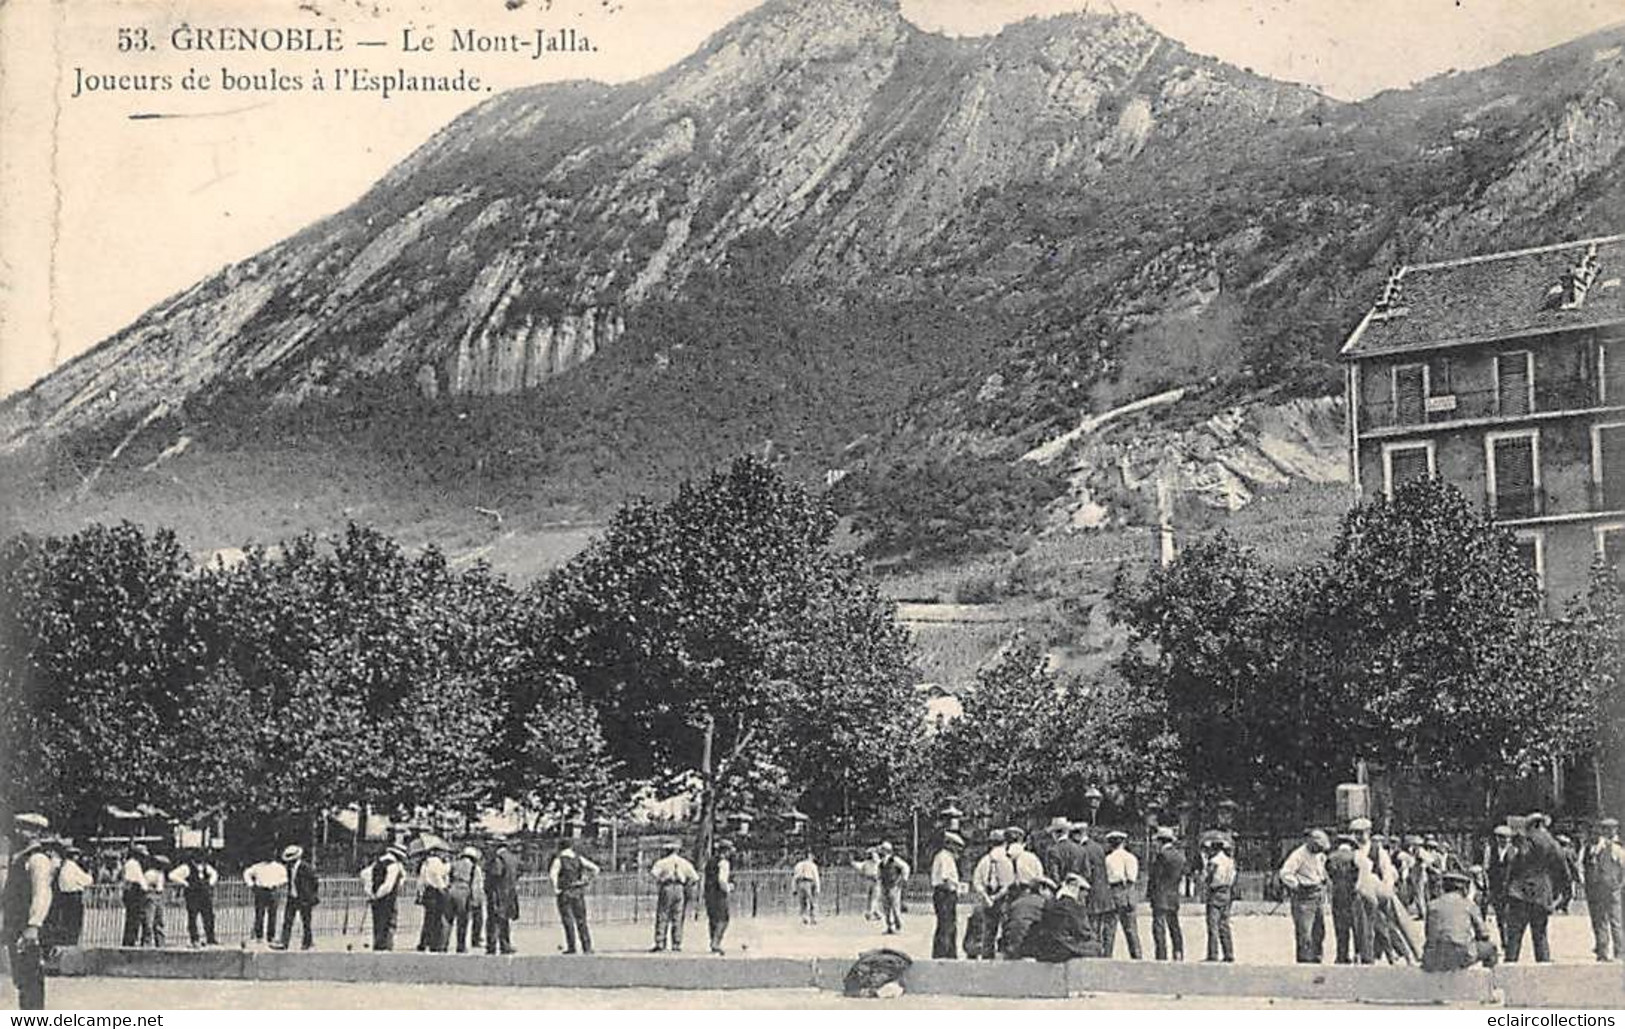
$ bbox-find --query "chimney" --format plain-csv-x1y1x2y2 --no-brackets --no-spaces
1561,242,1601,309
1372,266,1407,320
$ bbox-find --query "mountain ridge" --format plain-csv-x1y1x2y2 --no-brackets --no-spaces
3,4,1624,573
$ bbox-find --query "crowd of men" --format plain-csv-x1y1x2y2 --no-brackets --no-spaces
5,808,1623,1010
901,811,1625,974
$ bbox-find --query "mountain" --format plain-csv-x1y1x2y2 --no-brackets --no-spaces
4,0,1625,578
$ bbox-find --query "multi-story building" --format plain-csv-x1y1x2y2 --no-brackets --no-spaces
1341,234,1625,605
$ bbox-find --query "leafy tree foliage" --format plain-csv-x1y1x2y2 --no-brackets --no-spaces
917,639,1179,824
527,456,920,843
1112,478,1597,819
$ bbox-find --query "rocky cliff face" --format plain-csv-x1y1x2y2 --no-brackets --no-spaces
4,0,1625,564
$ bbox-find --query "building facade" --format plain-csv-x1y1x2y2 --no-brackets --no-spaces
1341,234,1625,605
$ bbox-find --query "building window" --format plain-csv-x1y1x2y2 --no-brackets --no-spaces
1603,337,1625,404
1382,441,1435,497
1486,429,1541,519
1393,363,1427,424
1595,422,1625,511
1598,523,1625,582
1496,351,1534,416
1513,529,1545,597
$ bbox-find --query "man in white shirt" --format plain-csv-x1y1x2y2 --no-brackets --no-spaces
141,855,171,947
1203,835,1237,962
930,832,965,958
650,840,700,951
791,850,821,926
1280,828,1330,963
4,814,64,1010
416,845,451,952
549,838,601,955
120,844,149,946
242,852,288,945
362,846,406,952
875,842,910,935
1007,827,1044,885
170,852,220,947
970,829,1012,960
1101,830,1143,958
53,846,93,946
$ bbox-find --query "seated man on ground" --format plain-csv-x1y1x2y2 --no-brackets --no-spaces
1421,871,1498,972
1025,873,1101,963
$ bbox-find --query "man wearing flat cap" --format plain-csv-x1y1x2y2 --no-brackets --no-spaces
969,829,1012,960
1045,819,1085,884
1147,826,1185,961
930,831,966,958
4,814,63,1010
1100,830,1143,959
1484,824,1515,944
1326,832,1360,964
875,841,910,935
1504,811,1569,962
1421,871,1497,972
650,840,699,951
485,839,522,955
1279,828,1329,963
1584,817,1624,961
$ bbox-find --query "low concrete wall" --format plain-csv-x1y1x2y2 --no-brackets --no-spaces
1492,964,1625,1008
48,948,1625,1005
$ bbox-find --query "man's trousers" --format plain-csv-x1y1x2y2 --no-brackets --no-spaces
931,886,959,959
1151,905,1183,960
185,893,217,946
1290,887,1326,963
371,897,397,951
8,937,45,1011
1204,888,1234,961
653,882,686,950
1503,898,1552,963
1100,902,1143,958
1331,894,1356,964
1588,890,1623,961
251,888,280,942
121,886,145,946
557,889,592,954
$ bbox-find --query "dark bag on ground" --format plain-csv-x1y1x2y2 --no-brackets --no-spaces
843,947,913,998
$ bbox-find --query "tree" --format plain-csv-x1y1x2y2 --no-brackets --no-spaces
0,524,239,829
1558,564,1625,813
1311,478,1581,780
919,638,1180,824
528,456,920,853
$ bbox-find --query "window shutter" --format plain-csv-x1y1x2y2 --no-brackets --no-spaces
1394,365,1425,424
1389,447,1429,490
1497,353,1531,415
1492,436,1536,517
1605,339,1625,404
1601,425,1625,510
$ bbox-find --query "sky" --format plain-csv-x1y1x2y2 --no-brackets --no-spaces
2,0,1622,397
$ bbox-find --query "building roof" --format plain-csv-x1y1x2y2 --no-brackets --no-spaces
1341,234,1625,358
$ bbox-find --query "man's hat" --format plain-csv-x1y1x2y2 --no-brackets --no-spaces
1048,816,1071,835
1441,870,1473,890
1348,817,1372,832
1032,875,1057,891
1493,825,1514,838
386,845,408,861
1105,830,1128,842
1063,872,1089,889
12,812,49,832
943,831,965,848
716,838,736,852
1308,829,1331,849
1154,827,1176,842
1005,826,1026,842
878,841,894,852
152,853,172,867
1598,817,1620,831
1403,834,1424,846
282,845,303,861
1556,835,1572,847
131,843,150,857
1335,832,1357,845
1526,811,1549,827
987,828,1006,843
462,845,482,859
662,840,682,851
